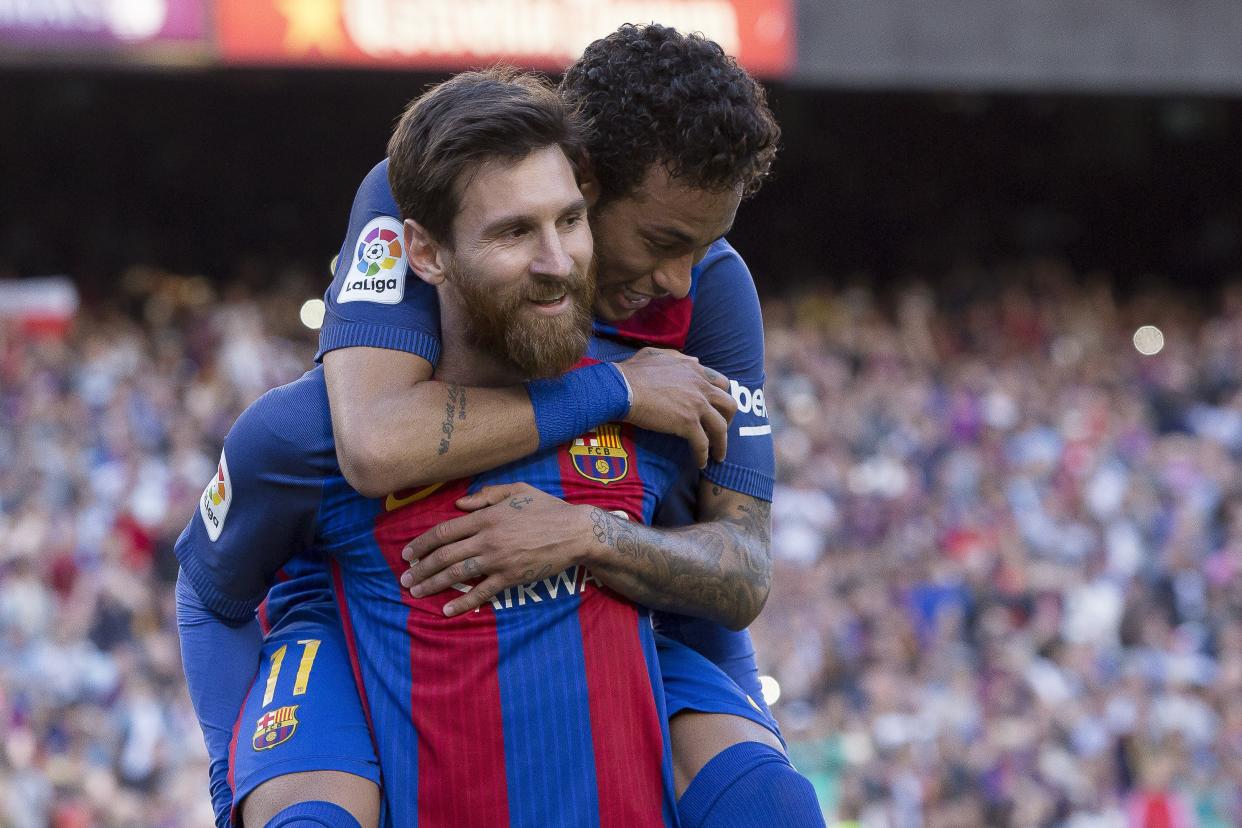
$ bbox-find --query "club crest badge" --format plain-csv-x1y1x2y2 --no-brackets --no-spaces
252,705,299,751
569,424,629,485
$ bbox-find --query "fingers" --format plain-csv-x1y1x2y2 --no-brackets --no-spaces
701,404,730,465
701,365,730,393
402,512,485,562
401,543,483,597
442,575,507,617
707,384,737,426
455,483,518,511
685,421,710,469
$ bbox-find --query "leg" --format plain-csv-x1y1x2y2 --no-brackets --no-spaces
231,610,382,827
241,771,379,827
669,711,784,796
658,636,825,827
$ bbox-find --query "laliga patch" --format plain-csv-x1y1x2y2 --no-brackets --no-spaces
199,451,232,542
569,424,629,485
338,216,407,305
252,705,299,751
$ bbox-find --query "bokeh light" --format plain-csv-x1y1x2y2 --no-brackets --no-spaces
300,298,326,330
1133,325,1164,356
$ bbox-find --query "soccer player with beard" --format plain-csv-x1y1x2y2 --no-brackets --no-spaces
320,25,822,828
179,68,811,828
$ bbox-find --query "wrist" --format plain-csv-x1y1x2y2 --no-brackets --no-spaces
576,504,609,567
525,362,631,452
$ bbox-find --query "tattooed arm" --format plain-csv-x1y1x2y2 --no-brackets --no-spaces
401,479,772,630
585,481,772,630
325,347,734,497
325,348,538,496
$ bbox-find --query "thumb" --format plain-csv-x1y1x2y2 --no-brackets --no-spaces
456,484,517,511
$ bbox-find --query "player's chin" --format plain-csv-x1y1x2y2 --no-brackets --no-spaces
592,291,641,323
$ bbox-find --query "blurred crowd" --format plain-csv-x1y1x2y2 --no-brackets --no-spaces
3,260,1242,826
756,261,1242,827
0,268,315,827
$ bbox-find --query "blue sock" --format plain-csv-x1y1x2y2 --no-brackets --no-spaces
264,801,362,828
677,741,826,828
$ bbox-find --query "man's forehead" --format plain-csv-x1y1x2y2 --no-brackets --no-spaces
456,149,582,221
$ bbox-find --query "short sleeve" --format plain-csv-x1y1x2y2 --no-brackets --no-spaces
316,159,442,364
681,241,774,501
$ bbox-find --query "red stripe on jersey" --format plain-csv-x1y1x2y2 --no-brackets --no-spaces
226,666,260,825
374,480,511,826
578,595,668,827
612,294,694,349
256,599,270,636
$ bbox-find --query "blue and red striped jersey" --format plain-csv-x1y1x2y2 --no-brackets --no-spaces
314,159,776,719
177,341,686,826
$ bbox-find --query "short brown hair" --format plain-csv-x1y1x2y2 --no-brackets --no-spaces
387,67,585,245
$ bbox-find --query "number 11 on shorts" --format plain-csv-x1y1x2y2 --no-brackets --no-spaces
262,639,321,706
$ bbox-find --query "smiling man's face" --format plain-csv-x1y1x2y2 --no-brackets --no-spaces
588,164,741,322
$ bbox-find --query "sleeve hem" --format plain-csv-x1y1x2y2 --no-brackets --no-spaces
175,545,260,623
315,322,441,365
702,461,774,502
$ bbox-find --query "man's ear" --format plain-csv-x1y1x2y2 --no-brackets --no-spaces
576,152,601,208
404,218,446,285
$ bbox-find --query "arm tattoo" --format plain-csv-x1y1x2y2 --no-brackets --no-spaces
437,384,465,456
585,490,773,629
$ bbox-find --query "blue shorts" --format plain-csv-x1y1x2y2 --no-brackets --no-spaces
227,614,777,818
656,634,783,744
228,604,380,819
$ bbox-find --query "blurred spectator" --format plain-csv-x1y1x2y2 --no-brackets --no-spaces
758,263,1242,826
5,258,1242,826
0,266,314,827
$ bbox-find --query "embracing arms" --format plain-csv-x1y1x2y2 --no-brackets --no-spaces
399,477,772,631
325,346,736,497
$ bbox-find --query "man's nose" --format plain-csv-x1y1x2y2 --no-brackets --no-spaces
650,252,694,299
530,228,573,279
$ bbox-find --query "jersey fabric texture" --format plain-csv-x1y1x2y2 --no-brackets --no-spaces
316,159,775,714
179,349,689,827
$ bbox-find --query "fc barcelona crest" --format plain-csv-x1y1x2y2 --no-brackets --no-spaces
569,424,629,485
253,705,299,751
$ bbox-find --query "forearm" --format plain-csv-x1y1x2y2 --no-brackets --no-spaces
582,501,771,630
176,572,263,828
337,380,538,495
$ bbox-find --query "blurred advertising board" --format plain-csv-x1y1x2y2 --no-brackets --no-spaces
0,277,79,337
0,0,206,49
216,0,793,77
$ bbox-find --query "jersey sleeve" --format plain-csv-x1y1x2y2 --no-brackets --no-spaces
173,376,330,622
681,241,774,502
176,572,263,828
315,159,443,365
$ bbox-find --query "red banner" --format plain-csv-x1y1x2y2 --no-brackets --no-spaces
216,0,792,77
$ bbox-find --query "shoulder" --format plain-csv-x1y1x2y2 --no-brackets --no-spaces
691,238,758,309
683,238,764,377
228,367,337,477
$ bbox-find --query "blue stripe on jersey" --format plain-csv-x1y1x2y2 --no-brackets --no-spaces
638,608,680,828
322,477,416,828
494,579,600,828
474,454,603,827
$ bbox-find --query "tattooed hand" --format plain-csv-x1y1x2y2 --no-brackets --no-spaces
399,483,595,617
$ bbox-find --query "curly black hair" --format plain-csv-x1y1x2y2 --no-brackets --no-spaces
560,23,779,204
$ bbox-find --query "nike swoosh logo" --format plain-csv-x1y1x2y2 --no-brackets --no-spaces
384,482,445,512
